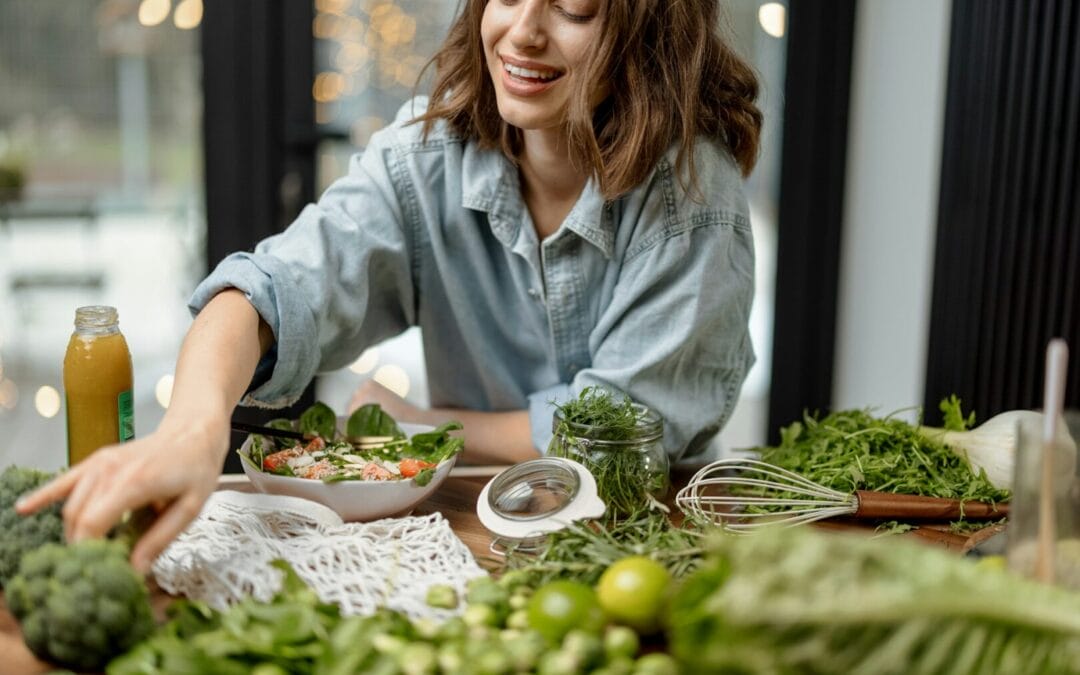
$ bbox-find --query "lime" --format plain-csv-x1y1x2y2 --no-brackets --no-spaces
596,556,671,634
526,580,605,643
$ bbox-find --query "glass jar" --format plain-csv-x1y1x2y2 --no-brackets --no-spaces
546,404,669,515
63,305,134,466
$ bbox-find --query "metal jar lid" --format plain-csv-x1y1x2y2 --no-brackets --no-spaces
477,457,606,550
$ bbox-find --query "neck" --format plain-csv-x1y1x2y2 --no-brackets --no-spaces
519,127,589,206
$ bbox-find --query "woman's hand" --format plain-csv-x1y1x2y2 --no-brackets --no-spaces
15,415,230,574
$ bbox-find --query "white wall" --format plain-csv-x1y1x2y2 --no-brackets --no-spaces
833,0,952,419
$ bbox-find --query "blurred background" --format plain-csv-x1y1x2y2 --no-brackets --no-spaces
2,0,1078,472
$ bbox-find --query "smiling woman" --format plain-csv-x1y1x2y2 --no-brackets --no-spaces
18,0,764,574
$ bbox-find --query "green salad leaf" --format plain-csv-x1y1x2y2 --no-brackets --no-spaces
299,401,337,440
346,403,405,439
406,421,464,463
266,417,295,432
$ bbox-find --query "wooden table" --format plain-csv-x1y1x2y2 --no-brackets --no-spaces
0,468,1001,674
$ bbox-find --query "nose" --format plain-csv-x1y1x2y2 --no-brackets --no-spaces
507,0,547,51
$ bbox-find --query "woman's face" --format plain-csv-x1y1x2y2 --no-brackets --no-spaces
481,0,603,132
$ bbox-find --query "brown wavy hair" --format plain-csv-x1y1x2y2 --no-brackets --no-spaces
415,0,762,200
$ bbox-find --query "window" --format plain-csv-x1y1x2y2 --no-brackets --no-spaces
0,0,205,469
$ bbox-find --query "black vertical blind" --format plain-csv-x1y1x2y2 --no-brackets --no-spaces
767,0,857,442
201,1,317,470
925,0,1080,423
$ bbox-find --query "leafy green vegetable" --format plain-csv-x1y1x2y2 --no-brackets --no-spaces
299,401,337,440
668,526,1080,674
753,406,1009,505
346,403,404,440
413,468,436,487
406,421,464,463
547,387,669,515
554,386,640,439
266,418,295,432
940,394,977,431
503,510,705,587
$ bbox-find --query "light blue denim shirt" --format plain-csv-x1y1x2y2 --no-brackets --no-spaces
190,98,755,461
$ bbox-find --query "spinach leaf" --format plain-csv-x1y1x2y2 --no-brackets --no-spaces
299,401,337,440
346,403,404,439
266,417,295,432
413,468,435,487
405,422,464,463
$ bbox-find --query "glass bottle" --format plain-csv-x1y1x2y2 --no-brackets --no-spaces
547,404,670,515
63,305,134,465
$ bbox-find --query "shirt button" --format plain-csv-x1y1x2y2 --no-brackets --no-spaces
527,288,540,298
568,364,579,374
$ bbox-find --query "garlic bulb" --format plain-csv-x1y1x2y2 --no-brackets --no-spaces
920,410,1078,492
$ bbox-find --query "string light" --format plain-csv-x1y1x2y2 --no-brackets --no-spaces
373,364,410,398
34,386,61,419
173,0,203,30
313,71,346,102
349,347,380,374
137,0,171,27
156,374,175,409
758,2,786,38
0,379,18,410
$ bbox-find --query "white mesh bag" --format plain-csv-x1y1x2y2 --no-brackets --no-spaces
151,490,487,619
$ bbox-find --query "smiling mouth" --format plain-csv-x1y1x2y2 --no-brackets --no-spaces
502,60,564,84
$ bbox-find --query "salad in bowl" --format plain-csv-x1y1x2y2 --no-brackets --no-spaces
238,402,464,521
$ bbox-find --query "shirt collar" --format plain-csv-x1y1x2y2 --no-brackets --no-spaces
461,141,614,259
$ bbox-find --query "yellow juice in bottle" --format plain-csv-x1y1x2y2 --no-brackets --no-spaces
63,306,134,466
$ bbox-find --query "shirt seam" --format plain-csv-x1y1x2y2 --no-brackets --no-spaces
625,212,750,263
386,136,423,325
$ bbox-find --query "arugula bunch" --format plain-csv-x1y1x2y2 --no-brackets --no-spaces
754,401,1009,504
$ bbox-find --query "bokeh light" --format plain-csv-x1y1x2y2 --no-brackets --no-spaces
373,364,410,398
349,347,380,374
34,386,61,418
156,374,175,409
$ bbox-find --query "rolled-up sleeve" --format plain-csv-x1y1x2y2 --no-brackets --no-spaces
528,215,755,461
189,126,416,409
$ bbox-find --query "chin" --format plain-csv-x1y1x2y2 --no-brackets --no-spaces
495,99,562,131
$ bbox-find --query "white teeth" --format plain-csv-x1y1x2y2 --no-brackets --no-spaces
503,62,559,81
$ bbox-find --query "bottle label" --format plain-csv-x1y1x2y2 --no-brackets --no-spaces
118,390,135,442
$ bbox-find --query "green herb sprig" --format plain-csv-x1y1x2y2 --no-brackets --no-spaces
501,510,706,587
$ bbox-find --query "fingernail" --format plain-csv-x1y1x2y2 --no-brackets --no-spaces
14,496,26,510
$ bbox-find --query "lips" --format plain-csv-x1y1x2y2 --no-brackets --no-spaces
497,56,564,97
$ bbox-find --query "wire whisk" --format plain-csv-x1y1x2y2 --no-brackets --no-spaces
676,458,1009,532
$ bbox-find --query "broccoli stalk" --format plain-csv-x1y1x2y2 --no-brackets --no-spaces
6,539,155,671
0,465,64,586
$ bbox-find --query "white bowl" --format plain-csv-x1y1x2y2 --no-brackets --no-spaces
239,421,458,522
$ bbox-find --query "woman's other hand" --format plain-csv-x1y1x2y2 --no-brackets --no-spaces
15,415,229,574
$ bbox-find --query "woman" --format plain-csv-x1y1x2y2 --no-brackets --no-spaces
19,0,761,572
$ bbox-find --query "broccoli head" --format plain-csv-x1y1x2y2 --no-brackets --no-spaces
6,539,155,672
0,465,64,586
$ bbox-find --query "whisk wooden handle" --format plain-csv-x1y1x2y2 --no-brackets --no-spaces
853,491,1010,520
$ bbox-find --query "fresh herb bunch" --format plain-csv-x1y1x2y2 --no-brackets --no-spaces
553,386,641,439
502,510,706,587
547,387,670,515
753,404,1009,504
